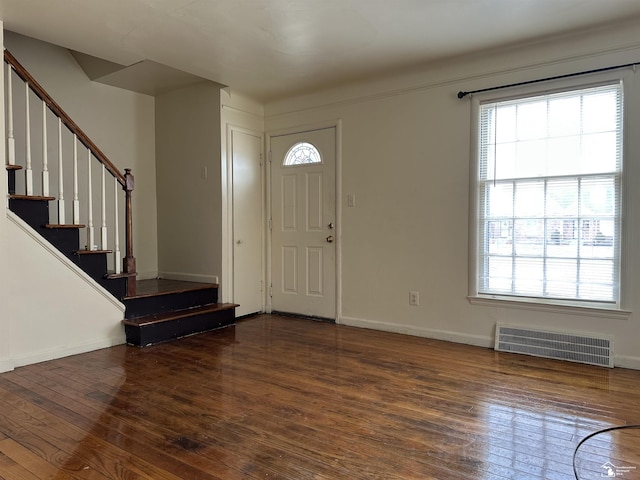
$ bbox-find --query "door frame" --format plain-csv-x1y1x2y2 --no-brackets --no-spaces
266,120,342,322
223,123,266,312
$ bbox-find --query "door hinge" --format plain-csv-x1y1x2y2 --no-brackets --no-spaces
269,284,273,297
268,218,272,230
268,151,272,163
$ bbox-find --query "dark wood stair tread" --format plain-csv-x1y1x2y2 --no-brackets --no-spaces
10,194,55,201
106,271,137,280
45,223,86,229
126,279,220,300
6,164,22,170
123,303,238,327
75,249,113,255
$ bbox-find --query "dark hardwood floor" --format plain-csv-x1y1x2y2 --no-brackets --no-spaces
0,314,639,479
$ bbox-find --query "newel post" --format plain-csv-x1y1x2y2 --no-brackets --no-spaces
123,168,137,297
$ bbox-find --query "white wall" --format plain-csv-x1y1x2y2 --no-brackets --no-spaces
6,214,125,368
265,18,640,368
156,82,222,283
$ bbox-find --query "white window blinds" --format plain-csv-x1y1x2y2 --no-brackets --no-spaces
477,83,623,304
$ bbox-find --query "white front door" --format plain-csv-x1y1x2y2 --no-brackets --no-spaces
232,129,264,316
270,127,336,319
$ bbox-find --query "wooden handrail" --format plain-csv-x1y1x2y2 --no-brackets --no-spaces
4,49,126,186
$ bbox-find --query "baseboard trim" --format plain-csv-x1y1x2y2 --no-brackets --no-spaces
614,355,640,370
158,271,219,284
0,359,15,374
272,310,336,324
137,270,159,281
11,335,126,369
340,315,639,370
339,315,493,348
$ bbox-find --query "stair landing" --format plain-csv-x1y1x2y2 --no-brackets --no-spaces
123,279,237,346
130,278,217,298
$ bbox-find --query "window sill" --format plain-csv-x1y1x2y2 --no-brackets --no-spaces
467,295,631,320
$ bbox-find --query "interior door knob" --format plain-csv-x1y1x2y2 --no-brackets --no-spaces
326,235,334,243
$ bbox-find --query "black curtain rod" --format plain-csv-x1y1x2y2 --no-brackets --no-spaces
457,61,639,99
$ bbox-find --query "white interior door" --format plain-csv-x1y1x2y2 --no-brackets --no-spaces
232,129,263,316
270,127,336,319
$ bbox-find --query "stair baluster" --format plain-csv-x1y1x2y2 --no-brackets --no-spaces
57,118,65,224
86,147,94,250
6,63,15,166
101,164,107,250
41,100,49,196
72,135,80,224
24,82,33,195
114,177,121,275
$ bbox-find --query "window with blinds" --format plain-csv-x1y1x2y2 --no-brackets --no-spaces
476,82,623,305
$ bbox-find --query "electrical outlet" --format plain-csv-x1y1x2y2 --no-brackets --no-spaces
409,291,419,306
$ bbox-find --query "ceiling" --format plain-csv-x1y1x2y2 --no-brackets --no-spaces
2,0,640,102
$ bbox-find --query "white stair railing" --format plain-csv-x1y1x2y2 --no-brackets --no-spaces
4,49,137,295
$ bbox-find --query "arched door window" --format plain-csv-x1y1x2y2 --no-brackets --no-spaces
283,142,322,166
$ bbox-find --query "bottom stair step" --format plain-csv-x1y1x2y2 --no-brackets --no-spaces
123,303,237,346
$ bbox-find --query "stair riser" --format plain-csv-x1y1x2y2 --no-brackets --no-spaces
41,229,80,257
124,288,219,319
10,198,80,256
7,169,16,195
74,253,127,298
98,277,126,300
74,253,108,279
124,309,235,346
9,198,49,228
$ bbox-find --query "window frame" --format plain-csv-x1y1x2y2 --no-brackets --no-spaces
468,75,630,316
282,141,323,167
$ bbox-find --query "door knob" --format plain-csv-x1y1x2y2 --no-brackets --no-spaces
326,235,334,243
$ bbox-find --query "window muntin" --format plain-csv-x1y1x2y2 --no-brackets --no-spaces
283,142,322,166
476,83,622,305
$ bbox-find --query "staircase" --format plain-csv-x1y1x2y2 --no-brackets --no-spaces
122,279,236,346
4,49,237,347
